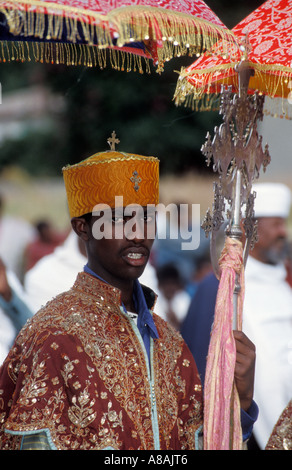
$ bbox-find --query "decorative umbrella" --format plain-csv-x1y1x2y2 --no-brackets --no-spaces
175,0,292,117
173,0,292,451
0,0,237,73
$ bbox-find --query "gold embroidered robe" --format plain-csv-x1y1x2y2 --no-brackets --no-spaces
266,400,292,450
0,272,203,450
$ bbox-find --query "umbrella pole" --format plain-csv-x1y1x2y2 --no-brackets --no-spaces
228,61,254,330
225,60,254,331
227,170,243,330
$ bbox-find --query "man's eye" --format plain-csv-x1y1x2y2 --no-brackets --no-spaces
112,216,124,224
143,215,154,222
144,212,156,222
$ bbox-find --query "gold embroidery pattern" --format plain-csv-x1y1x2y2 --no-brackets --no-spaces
266,399,292,450
0,273,202,450
153,320,203,450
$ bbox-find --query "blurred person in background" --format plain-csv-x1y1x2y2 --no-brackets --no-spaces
156,263,191,330
0,193,35,281
185,247,212,299
152,202,209,286
0,258,33,364
181,182,292,450
24,230,87,313
24,219,66,271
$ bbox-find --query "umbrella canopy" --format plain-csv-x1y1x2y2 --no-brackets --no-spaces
0,0,237,72
175,0,292,116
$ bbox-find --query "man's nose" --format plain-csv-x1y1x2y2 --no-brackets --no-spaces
124,215,145,241
278,220,288,238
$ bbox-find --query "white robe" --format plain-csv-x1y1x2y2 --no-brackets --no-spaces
24,231,87,313
242,256,292,449
0,216,35,280
0,270,33,364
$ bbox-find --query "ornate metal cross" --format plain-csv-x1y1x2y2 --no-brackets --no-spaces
130,170,142,191
201,60,271,279
107,131,120,151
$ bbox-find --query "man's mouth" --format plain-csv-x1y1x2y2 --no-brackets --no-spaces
122,247,148,267
127,253,144,260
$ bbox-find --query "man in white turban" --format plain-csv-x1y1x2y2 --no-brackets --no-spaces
181,182,292,449
242,182,292,449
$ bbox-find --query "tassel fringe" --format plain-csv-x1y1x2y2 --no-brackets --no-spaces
174,63,292,119
0,39,152,73
1,1,238,72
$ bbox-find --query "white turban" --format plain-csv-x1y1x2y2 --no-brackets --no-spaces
252,183,291,219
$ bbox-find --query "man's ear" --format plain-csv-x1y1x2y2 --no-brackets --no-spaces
71,217,91,242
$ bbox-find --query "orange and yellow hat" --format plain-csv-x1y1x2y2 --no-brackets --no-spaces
62,132,159,218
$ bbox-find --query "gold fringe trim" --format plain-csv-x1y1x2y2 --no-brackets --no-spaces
1,1,238,71
174,61,292,119
0,40,152,73
108,5,237,59
63,153,159,171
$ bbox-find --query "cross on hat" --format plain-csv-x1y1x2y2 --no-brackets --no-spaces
107,131,120,151
130,170,142,192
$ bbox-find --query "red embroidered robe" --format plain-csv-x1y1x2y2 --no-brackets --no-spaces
0,273,203,450
266,400,292,450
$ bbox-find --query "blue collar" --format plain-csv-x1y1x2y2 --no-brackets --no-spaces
132,279,159,341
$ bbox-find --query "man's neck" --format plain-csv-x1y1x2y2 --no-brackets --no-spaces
85,263,136,312
122,290,136,313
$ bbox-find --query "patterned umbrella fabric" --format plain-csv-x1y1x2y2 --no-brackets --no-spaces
175,0,292,117
0,0,237,72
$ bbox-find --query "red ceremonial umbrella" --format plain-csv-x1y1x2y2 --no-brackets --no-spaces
0,0,237,73
175,0,292,118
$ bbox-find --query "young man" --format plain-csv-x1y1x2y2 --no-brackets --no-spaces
0,138,255,450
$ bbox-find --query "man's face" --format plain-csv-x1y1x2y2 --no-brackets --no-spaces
85,205,156,286
255,216,288,265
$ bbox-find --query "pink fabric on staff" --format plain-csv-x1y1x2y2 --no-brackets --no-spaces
203,237,244,450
